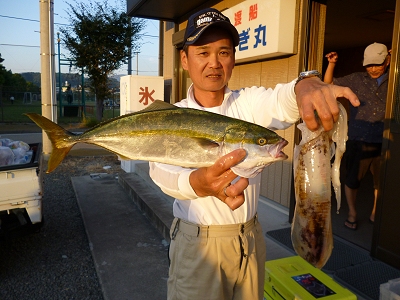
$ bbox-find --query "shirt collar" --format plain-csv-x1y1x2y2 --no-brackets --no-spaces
376,72,388,86
186,84,233,109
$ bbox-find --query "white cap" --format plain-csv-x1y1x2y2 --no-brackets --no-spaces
363,43,388,66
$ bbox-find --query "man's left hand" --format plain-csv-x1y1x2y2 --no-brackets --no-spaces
295,77,359,131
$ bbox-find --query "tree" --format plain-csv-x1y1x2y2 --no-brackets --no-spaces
0,55,39,96
60,0,145,121
10,73,28,92
0,54,6,87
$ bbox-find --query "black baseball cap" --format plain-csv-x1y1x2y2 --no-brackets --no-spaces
183,8,239,47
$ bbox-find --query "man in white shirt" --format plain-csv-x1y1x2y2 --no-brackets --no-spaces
150,7,359,300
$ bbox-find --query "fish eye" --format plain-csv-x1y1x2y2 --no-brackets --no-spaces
258,138,267,145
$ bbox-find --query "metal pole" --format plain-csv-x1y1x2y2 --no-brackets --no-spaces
128,46,132,75
127,17,132,75
81,69,85,115
58,32,62,117
39,0,53,156
136,52,139,75
158,20,163,77
49,1,56,124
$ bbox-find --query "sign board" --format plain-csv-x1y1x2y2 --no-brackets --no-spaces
223,0,296,63
120,75,164,115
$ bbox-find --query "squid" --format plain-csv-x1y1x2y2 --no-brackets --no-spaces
291,103,348,269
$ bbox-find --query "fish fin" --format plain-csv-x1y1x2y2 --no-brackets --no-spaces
82,101,178,131
192,137,220,149
138,100,178,112
25,113,76,173
47,146,73,174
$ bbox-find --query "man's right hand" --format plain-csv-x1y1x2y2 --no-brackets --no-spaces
325,52,338,63
189,149,249,210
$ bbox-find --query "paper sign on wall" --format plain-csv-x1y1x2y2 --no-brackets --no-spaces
223,0,296,63
120,75,164,115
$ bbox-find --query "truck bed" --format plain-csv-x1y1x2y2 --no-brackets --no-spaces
0,143,43,226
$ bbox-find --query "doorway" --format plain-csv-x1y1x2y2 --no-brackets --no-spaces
323,0,396,250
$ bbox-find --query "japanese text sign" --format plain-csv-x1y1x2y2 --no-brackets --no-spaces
223,0,296,63
120,75,164,114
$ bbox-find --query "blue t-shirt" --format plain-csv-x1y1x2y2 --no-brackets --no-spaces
333,72,388,143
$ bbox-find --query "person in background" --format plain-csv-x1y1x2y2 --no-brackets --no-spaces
324,42,390,230
150,7,359,300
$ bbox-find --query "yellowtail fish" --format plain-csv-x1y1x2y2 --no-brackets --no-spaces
26,100,288,176
291,103,347,268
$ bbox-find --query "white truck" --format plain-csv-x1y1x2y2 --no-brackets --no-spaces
0,143,43,231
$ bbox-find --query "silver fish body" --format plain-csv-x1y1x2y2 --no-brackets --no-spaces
26,101,288,175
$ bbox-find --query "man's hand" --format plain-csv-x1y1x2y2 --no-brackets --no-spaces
325,52,338,63
295,77,360,131
189,149,249,210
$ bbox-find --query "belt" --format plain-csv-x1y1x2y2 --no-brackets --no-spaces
171,214,258,239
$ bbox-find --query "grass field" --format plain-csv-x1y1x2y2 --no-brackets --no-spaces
0,98,120,126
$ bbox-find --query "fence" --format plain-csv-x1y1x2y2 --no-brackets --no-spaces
0,91,120,123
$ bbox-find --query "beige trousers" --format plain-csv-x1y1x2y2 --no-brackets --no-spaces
167,215,266,300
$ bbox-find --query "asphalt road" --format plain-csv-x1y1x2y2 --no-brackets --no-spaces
0,155,114,300
0,131,170,300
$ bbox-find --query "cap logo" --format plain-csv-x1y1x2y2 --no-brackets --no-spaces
194,11,226,29
184,9,238,46
196,17,213,26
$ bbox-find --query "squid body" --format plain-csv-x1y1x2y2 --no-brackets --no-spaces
291,103,348,269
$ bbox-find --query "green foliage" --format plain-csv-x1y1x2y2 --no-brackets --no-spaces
0,69,12,90
0,54,5,87
59,0,145,121
82,114,99,127
0,56,41,93
10,73,28,92
17,72,42,87
20,72,78,89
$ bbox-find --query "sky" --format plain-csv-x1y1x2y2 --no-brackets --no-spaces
0,0,160,77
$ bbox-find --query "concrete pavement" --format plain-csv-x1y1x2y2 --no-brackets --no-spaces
71,173,169,299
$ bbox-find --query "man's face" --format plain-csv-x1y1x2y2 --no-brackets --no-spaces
181,27,235,96
365,57,390,79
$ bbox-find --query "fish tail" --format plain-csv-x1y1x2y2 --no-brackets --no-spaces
25,113,76,173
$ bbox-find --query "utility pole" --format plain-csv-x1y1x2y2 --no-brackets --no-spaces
39,0,56,157
127,17,132,75
158,20,163,77
128,49,132,75
133,51,139,75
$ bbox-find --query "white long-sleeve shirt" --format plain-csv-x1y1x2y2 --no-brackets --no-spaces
149,82,300,225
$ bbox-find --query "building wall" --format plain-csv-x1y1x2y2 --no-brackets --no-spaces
227,49,300,206
163,27,175,81
161,0,324,207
